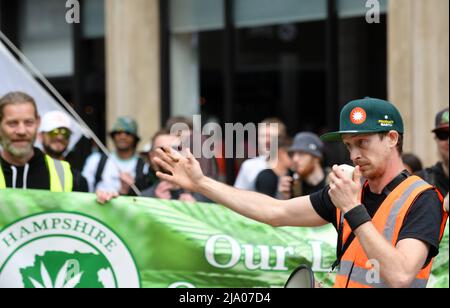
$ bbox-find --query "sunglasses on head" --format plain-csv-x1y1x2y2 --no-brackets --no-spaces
435,130,449,141
47,128,71,139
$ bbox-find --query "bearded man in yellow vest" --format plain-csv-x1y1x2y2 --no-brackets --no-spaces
143,97,448,288
0,92,81,192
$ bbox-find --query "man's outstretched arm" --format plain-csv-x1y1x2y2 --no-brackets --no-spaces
154,146,328,228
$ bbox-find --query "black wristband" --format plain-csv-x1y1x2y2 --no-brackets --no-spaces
344,205,371,231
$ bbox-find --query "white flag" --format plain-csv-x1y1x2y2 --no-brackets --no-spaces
0,40,88,151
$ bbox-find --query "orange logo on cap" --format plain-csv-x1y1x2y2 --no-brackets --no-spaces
350,107,367,125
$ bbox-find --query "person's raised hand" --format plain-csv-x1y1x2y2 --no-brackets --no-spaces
328,165,362,213
153,146,205,192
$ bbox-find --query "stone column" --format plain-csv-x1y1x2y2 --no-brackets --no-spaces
105,0,161,150
389,0,449,166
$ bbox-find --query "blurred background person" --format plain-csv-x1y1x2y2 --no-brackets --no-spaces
255,136,293,198
402,153,423,174
165,116,219,181
142,129,210,202
234,118,287,191
38,111,72,161
82,117,148,195
38,110,88,192
417,108,449,198
278,132,327,199
164,116,193,140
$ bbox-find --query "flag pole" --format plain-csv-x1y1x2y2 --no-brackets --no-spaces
0,31,142,196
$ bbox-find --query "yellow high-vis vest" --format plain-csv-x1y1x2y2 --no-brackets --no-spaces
0,155,73,192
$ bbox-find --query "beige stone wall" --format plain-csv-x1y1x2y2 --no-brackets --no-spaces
389,0,449,167
105,0,161,150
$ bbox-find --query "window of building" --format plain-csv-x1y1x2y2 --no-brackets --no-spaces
19,0,74,77
164,0,389,180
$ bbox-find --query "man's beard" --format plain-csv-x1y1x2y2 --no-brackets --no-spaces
441,149,449,167
443,155,449,173
0,136,35,158
43,142,66,158
117,145,133,152
115,140,135,153
297,162,315,178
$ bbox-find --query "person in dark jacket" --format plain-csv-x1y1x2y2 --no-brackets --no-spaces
416,108,449,198
0,92,85,192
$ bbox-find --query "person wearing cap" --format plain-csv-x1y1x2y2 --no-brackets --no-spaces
148,97,447,288
82,117,148,195
277,132,328,199
38,110,73,160
38,110,88,192
416,108,449,200
0,92,84,192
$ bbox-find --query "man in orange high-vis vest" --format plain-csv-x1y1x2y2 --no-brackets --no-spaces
118,97,448,288
318,98,448,288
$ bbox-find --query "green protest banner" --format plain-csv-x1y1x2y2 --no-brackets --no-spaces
0,189,447,288
430,221,449,288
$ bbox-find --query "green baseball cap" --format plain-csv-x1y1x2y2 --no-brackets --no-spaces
320,97,404,141
110,117,140,139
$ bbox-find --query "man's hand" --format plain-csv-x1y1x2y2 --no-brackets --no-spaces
154,181,175,199
328,165,362,213
119,172,135,195
153,146,205,192
278,176,293,200
444,194,449,213
96,190,119,205
179,193,197,203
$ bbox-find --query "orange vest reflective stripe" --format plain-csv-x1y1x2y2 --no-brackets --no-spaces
334,175,448,288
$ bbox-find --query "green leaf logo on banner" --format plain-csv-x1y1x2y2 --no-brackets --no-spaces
26,261,85,288
0,212,141,288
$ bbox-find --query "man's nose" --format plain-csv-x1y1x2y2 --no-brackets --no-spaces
349,149,361,162
15,122,27,135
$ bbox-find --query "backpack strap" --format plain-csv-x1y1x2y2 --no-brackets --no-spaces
135,157,145,181
94,154,108,190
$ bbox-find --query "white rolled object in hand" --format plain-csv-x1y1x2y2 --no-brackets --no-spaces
339,164,355,180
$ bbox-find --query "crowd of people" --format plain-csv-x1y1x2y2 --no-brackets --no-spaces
0,91,448,288
0,90,448,208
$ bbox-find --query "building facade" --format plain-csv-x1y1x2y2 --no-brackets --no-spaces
0,0,448,179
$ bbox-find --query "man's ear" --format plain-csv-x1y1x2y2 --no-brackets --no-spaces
388,130,399,149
